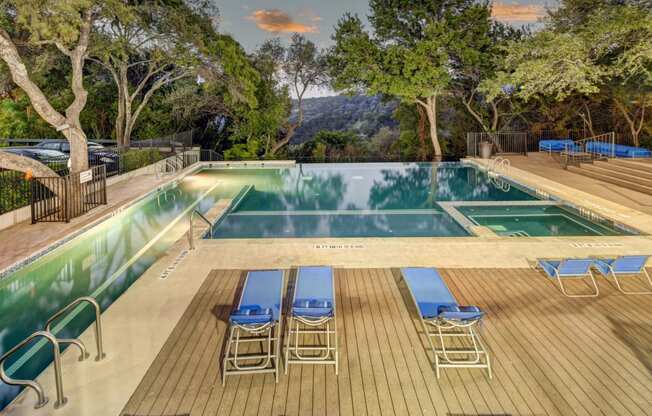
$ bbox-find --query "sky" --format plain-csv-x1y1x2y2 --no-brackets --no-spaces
215,1,553,96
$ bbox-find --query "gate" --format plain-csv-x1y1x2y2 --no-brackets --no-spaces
31,165,107,223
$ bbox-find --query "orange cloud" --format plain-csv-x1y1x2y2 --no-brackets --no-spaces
492,2,545,22
247,9,318,33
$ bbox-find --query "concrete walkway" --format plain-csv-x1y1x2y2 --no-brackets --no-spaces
504,153,652,215
0,173,173,274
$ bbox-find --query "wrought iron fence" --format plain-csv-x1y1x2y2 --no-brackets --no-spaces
199,149,224,162
31,165,107,223
0,163,68,215
466,132,529,157
129,130,194,150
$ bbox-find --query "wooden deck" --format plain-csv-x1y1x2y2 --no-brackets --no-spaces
121,268,652,416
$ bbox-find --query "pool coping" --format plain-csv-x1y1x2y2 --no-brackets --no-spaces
0,163,203,280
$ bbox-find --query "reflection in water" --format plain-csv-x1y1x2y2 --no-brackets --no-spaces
213,163,536,238
0,172,228,409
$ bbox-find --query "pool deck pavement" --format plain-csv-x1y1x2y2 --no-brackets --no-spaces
0,171,186,275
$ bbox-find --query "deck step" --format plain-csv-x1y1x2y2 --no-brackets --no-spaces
608,158,652,169
580,164,652,187
592,160,652,180
567,166,652,195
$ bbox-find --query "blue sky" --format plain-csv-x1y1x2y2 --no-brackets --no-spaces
216,1,553,52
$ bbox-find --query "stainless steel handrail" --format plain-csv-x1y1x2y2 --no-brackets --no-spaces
45,297,106,361
0,331,66,409
188,209,213,250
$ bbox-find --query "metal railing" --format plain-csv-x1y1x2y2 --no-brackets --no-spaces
561,132,616,168
188,209,213,250
466,132,529,157
489,157,511,175
199,149,224,162
0,331,67,409
45,297,106,362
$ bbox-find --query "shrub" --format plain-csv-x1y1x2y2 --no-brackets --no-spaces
120,149,164,173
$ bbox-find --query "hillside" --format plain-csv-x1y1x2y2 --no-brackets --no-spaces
290,95,399,144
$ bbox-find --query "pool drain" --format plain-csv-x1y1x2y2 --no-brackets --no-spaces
160,250,189,279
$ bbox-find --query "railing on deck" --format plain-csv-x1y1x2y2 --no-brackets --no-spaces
30,165,107,223
199,149,224,162
466,132,529,157
560,132,616,168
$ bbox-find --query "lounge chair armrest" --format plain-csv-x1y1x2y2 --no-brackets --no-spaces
592,259,613,276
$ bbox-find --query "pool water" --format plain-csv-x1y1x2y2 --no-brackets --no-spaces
458,205,637,237
0,171,230,409
208,163,539,238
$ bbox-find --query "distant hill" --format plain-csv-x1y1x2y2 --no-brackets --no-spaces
290,95,399,144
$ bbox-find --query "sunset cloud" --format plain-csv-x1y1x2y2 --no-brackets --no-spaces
247,9,318,33
492,2,545,23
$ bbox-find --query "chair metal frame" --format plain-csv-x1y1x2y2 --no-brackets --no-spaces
284,267,338,374
222,270,285,385
594,257,652,295
401,271,492,379
535,259,599,298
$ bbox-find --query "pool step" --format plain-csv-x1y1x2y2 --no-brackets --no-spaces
568,165,652,195
593,160,652,180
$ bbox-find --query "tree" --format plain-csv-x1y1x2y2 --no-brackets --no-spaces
457,20,528,134
329,1,490,159
89,0,224,148
225,43,290,160
488,2,651,145
0,0,100,173
258,34,329,155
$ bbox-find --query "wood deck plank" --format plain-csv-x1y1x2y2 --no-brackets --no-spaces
350,269,398,416
121,268,652,416
495,268,642,416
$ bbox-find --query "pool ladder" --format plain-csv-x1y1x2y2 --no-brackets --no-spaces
0,297,106,410
188,209,214,250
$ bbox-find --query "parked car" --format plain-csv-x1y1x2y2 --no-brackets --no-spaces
34,140,120,174
1,147,69,164
35,140,104,153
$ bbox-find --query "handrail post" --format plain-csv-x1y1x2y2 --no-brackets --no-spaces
188,210,213,250
45,297,106,362
0,331,67,409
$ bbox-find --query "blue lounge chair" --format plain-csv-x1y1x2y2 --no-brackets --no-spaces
593,256,652,295
586,142,652,158
539,139,576,153
535,259,599,298
284,266,338,374
400,267,491,378
222,270,285,385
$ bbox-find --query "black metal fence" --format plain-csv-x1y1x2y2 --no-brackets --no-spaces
0,163,68,215
31,165,107,223
466,132,529,157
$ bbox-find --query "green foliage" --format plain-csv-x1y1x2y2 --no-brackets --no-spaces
120,148,164,172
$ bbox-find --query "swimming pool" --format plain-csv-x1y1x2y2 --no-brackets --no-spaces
204,162,637,238
0,161,639,410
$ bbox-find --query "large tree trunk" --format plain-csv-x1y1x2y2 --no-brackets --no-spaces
418,95,442,160
614,98,645,147
416,105,428,161
0,14,91,173
0,152,58,177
